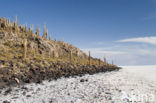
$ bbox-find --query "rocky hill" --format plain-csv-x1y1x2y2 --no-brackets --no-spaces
0,17,119,89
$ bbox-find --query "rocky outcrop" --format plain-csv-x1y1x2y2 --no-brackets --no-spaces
0,17,120,89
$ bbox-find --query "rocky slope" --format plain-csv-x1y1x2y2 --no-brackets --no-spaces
0,17,120,89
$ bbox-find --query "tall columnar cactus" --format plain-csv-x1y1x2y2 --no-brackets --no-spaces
104,57,107,65
8,19,11,26
15,16,18,24
46,29,48,38
30,24,33,35
44,23,46,33
23,39,27,60
6,19,9,27
31,24,33,32
54,38,56,42
42,24,47,39
70,51,72,63
14,16,19,33
35,26,40,36
25,24,27,32
98,59,101,66
22,25,25,33
38,27,40,35
9,19,12,32
88,51,91,66
49,34,51,40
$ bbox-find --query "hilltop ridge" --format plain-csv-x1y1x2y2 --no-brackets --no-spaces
0,17,119,89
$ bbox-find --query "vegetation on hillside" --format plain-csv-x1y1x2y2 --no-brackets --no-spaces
0,17,119,89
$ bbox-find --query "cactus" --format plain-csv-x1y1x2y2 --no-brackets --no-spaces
46,29,48,38
25,24,27,32
44,23,46,34
42,24,47,39
98,59,101,66
49,34,51,40
35,26,40,36
15,16,18,25
31,24,33,32
30,24,33,35
88,51,91,66
38,27,40,35
54,38,56,42
14,16,19,33
52,51,55,58
23,39,27,60
6,19,9,27
22,25,25,33
8,19,11,26
70,51,72,63
104,57,107,65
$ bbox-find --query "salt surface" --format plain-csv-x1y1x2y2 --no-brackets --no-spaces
0,66,156,103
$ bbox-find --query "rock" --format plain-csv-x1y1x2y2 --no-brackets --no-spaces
14,78,20,84
71,101,74,103
23,91,26,95
0,84,4,89
80,79,88,82
36,79,41,84
3,100,10,103
4,88,12,95
118,90,122,92
26,95,31,97
105,92,111,95
80,79,85,82
21,86,28,90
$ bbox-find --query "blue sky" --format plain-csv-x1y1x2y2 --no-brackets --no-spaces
1,0,156,65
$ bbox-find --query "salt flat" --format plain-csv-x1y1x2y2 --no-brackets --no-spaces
0,66,156,103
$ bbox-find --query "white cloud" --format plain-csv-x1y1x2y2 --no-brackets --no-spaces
81,36,156,65
82,48,125,55
117,36,156,45
81,43,156,65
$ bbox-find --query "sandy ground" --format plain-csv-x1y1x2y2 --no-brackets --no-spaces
0,66,156,103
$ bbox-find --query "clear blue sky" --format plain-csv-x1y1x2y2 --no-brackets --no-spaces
1,0,156,65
